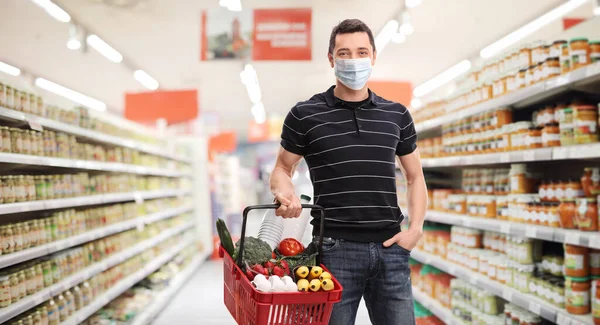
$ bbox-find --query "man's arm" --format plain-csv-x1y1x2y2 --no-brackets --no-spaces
383,148,428,250
270,146,304,219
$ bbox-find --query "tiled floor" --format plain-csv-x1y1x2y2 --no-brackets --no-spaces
153,259,373,325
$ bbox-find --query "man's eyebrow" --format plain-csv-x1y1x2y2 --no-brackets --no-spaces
336,48,350,52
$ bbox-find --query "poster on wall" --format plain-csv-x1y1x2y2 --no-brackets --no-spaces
201,7,311,61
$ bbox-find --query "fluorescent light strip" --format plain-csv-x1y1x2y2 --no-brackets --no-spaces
375,20,399,53
31,0,71,23
134,70,159,90
251,102,266,124
86,35,123,63
35,78,106,111
0,61,21,76
480,0,589,58
405,0,422,8
413,60,472,97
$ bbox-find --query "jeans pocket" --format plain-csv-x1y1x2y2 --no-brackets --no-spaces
395,244,412,255
319,239,341,253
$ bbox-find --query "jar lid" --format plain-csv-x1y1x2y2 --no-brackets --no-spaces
553,40,568,45
576,197,597,203
590,41,600,45
562,43,569,48
570,37,589,43
573,104,597,110
565,276,591,282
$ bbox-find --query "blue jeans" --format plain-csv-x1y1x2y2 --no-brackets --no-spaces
319,238,415,325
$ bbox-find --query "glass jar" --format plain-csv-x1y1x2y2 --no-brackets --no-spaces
559,200,577,229
9,273,19,304
565,244,590,277
22,130,31,155
21,221,30,249
1,127,10,153
510,164,537,194
26,176,35,202
576,198,598,231
17,270,25,299
542,123,561,147
525,65,535,86
35,264,43,292
570,38,590,70
15,176,27,203
26,267,36,295
573,104,599,144
525,127,543,148
10,128,23,154
559,107,575,146
34,176,46,200
565,276,591,314
566,181,584,201
0,275,10,308
551,40,567,58
561,44,571,74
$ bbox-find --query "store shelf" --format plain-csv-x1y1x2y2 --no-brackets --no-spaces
130,251,210,325
412,288,464,325
0,222,194,324
62,242,205,325
0,106,191,164
0,152,189,177
426,211,600,249
0,205,194,269
0,188,190,216
414,63,600,133
411,249,593,325
421,143,600,168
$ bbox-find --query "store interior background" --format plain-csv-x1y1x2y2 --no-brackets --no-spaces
1,0,600,324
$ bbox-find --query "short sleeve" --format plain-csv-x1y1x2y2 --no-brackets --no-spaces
280,106,307,156
396,108,418,156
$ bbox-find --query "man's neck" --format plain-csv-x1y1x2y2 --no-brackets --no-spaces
333,81,369,102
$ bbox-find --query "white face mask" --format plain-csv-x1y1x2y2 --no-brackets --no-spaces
334,57,372,90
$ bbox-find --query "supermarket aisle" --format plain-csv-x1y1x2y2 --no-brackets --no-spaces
153,259,372,325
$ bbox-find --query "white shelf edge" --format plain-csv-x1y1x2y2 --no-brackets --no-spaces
414,63,600,133
412,288,465,325
0,189,190,216
0,222,194,323
411,249,593,325
129,251,210,325
427,211,600,250
0,106,191,164
62,240,202,325
0,152,191,177
0,205,194,268
421,143,600,168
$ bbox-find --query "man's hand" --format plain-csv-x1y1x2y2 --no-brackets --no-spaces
383,228,423,251
274,192,303,219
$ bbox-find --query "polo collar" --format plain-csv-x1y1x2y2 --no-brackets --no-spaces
324,85,379,108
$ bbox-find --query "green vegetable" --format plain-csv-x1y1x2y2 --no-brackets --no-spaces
216,218,235,257
232,236,272,267
275,242,318,269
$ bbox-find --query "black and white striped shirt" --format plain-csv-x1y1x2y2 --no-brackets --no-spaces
281,86,417,242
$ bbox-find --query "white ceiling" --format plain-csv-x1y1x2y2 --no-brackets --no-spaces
0,0,594,140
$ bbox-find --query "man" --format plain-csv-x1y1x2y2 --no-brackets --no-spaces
270,18,427,325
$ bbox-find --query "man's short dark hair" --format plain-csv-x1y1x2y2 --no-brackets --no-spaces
328,19,376,55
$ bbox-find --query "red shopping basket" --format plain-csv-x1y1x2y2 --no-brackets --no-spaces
220,204,343,325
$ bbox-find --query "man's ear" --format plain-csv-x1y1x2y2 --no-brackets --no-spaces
328,52,334,68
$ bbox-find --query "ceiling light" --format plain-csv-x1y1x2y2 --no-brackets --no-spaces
392,33,406,44
67,24,83,50
35,77,106,111
0,61,21,76
251,102,266,124
219,0,242,12
86,35,123,63
31,0,71,23
413,60,472,97
67,39,81,50
240,64,262,104
405,0,422,8
594,0,600,15
134,70,159,90
375,20,399,53
410,97,422,109
480,0,589,58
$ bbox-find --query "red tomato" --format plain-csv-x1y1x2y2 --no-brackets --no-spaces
278,238,304,256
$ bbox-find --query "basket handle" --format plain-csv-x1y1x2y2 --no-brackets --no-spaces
236,204,326,269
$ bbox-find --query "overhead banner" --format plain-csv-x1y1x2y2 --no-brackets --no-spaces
201,7,311,61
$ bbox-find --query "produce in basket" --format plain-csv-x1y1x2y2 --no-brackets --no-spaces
232,236,272,267
215,218,235,257
274,241,318,269
278,238,304,256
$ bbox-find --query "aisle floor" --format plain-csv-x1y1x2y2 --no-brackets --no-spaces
153,259,373,325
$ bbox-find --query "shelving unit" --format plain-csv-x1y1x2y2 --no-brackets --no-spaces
0,222,194,323
415,63,600,134
0,106,190,163
426,211,600,249
0,205,193,269
0,152,190,177
411,249,593,325
61,241,207,325
0,189,190,216
412,288,464,325
129,251,210,325
421,144,600,168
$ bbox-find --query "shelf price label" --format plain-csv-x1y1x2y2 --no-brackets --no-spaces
587,62,600,78
523,151,535,161
565,232,581,245
525,227,537,238
500,224,511,234
502,288,513,301
556,313,570,325
528,302,541,314
27,117,44,132
500,153,510,163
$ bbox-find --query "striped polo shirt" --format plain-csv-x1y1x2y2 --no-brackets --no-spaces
281,86,417,243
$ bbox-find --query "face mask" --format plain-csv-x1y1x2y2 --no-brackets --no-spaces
334,57,372,90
